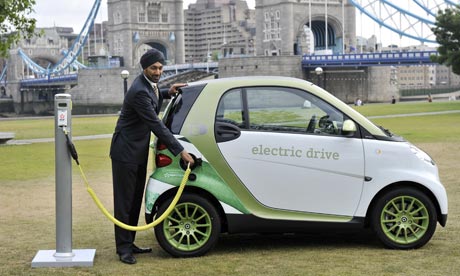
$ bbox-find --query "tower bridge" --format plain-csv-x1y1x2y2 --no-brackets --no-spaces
1,0,458,115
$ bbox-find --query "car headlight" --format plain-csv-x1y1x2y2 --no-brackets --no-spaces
410,145,435,165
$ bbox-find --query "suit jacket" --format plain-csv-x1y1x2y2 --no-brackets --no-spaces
110,74,184,165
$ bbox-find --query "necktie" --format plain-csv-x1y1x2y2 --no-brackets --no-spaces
153,84,159,99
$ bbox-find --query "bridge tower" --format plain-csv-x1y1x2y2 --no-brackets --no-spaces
255,0,356,56
107,0,185,68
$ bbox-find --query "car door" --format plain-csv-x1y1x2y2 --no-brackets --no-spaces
215,86,365,216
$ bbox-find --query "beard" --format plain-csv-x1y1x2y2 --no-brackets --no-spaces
146,73,160,83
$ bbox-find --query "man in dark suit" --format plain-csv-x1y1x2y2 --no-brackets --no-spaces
110,48,195,264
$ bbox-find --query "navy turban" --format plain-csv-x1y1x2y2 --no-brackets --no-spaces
140,48,165,69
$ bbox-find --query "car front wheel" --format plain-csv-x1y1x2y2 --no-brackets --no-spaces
371,187,437,249
155,193,221,257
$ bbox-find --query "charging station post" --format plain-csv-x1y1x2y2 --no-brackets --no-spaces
31,94,96,267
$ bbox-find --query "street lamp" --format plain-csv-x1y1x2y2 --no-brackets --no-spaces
206,40,211,73
315,67,323,87
120,70,130,96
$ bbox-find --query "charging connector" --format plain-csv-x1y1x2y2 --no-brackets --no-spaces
62,127,79,165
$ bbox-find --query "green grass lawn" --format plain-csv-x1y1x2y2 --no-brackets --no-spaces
0,139,112,181
0,116,118,140
371,112,460,144
1,103,459,275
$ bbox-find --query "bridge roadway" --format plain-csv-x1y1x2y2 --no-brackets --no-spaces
18,62,219,87
302,51,438,68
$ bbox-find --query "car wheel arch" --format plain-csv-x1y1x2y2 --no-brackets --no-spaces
364,181,442,228
152,186,228,232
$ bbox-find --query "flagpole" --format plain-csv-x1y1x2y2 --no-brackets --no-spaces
342,0,345,54
325,0,328,52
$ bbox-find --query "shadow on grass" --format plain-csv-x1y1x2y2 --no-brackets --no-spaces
212,228,380,254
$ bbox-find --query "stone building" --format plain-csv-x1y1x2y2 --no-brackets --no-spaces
104,0,357,65
184,0,256,63
255,0,356,56
397,65,460,89
106,0,185,67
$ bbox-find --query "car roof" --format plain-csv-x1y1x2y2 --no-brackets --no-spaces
188,76,311,87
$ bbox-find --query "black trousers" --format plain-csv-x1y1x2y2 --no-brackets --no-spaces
111,159,147,255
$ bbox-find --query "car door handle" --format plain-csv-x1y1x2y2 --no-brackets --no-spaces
215,122,241,143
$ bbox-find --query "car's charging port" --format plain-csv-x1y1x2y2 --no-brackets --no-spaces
180,153,202,171
179,154,202,181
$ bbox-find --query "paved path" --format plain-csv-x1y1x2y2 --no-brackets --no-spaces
0,114,118,121
7,134,112,145
367,110,460,119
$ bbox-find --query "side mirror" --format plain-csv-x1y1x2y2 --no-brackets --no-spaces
342,120,357,136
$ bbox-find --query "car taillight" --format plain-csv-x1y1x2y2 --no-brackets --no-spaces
157,142,167,151
156,153,172,168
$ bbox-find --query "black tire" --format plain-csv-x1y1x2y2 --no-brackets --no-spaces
155,193,221,257
371,187,437,249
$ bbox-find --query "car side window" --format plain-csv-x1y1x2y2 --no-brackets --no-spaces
216,89,245,127
245,87,308,133
245,87,348,136
216,87,351,137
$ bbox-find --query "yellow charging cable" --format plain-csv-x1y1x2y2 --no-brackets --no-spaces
63,127,191,231
77,164,190,231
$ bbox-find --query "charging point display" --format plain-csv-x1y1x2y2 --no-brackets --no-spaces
57,109,68,127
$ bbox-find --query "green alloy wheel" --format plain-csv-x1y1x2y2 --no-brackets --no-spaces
371,187,437,249
155,193,221,257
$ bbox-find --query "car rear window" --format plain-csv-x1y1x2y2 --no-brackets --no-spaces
164,83,206,134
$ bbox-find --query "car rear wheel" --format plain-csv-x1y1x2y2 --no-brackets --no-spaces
155,193,221,257
371,187,437,249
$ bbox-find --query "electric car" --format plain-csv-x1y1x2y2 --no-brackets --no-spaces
145,76,448,257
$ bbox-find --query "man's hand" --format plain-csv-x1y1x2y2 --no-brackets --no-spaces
180,150,195,167
168,83,188,96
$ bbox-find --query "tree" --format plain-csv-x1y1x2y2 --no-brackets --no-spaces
0,0,37,57
431,5,460,75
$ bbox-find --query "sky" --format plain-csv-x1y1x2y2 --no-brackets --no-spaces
31,0,434,48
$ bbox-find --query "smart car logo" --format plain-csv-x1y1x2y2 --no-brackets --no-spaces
251,145,340,160
164,172,186,178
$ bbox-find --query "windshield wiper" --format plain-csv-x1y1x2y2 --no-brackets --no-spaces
378,125,393,137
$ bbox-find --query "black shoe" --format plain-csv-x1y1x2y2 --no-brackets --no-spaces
119,253,136,265
132,244,152,254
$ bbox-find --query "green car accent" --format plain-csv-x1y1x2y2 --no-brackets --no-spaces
150,146,249,214
380,195,430,244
